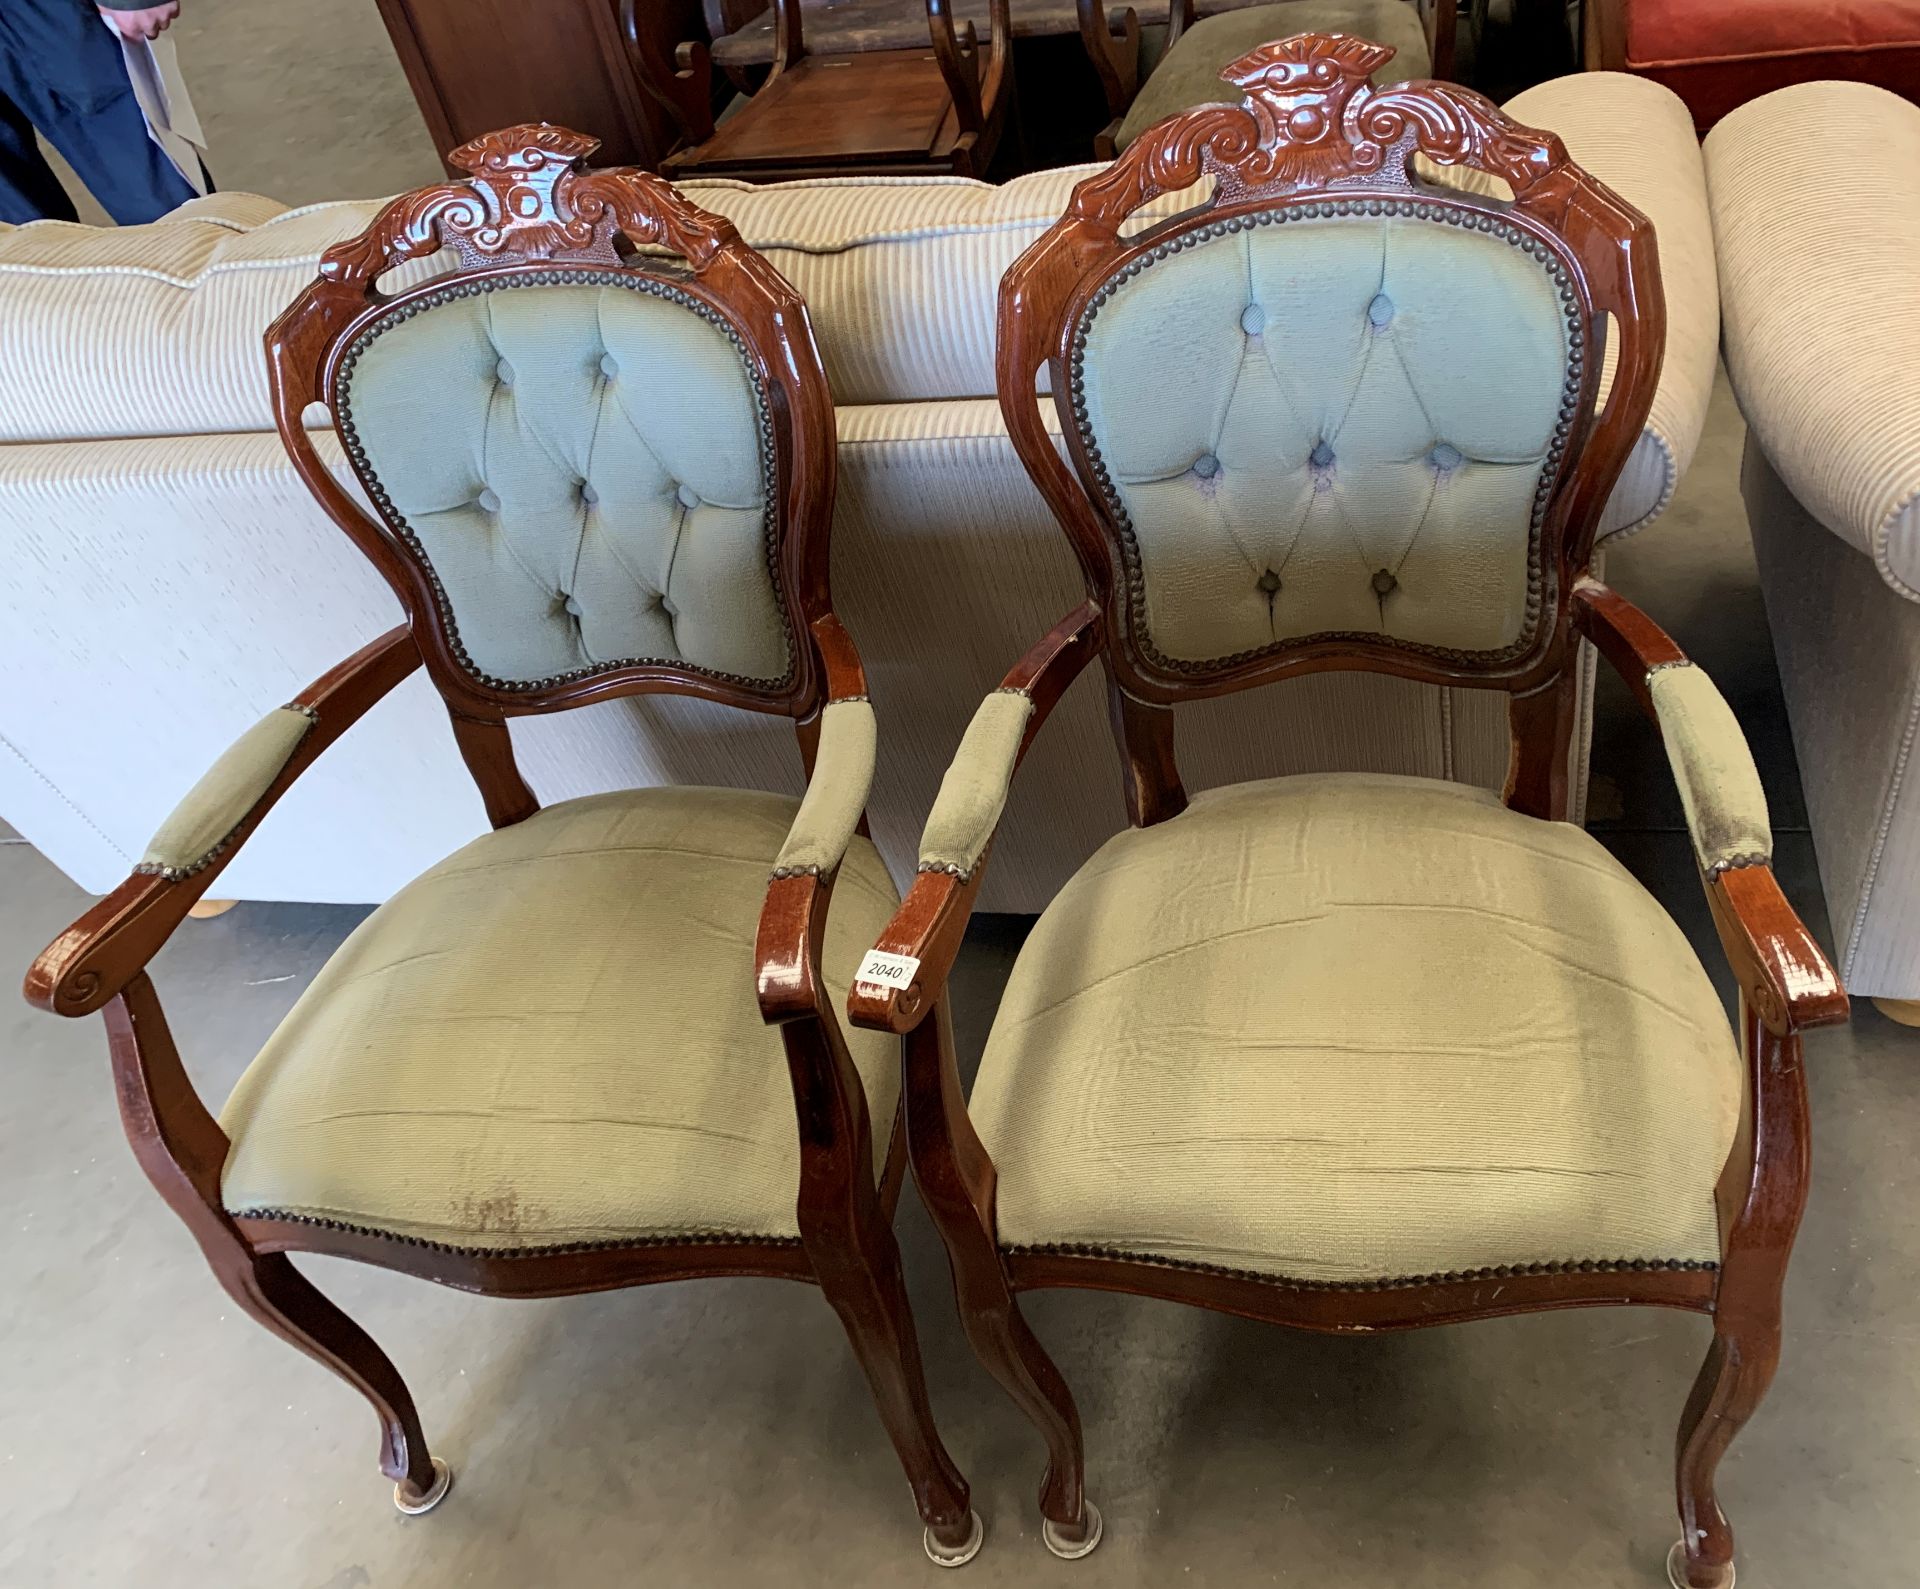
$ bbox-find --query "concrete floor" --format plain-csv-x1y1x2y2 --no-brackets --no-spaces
13,7,1919,1587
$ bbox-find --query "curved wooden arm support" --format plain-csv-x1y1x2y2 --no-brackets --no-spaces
1074,0,1141,119
1571,579,1847,1035
757,614,874,1024
848,602,1104,1036
24,627,422,1019
621,0,717,145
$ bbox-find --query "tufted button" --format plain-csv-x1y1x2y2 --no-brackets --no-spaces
579,481,599,506
1372,568,1399,596
495,358,514,386
1257,569,1282,594
599,353,619,379
1240,304,1266,336
1192,454,1220,479
676,483,701,510
1309,440,1335,470
476,488,501,513
1430,442,1464,472
1367,293,1395,328
563,594,583,618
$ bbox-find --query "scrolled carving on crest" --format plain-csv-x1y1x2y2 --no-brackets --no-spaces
1069,31,1578,225
314,122,750,292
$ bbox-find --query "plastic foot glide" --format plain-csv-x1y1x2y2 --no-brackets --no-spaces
394,1456,453,1515
1667,1541,1733,1589
1042,1500,1103,1560
924,1509,984,1568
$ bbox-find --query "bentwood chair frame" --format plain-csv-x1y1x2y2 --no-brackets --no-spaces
25,124,979,1563
846,35,1846,1586
625,0,1013,180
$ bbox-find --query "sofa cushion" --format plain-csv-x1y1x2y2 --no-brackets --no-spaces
0,73,1713,544
1625,0,1920,130
1707,82,1920,601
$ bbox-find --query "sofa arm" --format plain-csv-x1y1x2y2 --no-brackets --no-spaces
1707,82,1920,601
1501,72,1720,543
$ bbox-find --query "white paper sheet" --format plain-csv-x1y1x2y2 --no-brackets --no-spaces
108,22,209,196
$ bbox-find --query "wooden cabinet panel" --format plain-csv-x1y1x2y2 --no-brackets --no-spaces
372,0,704,170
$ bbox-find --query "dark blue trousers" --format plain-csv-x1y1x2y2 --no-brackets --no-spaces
0,0,201,224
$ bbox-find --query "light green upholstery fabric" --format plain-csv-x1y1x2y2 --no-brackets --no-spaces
1114,1,1430,151
971,773,1741,1282
918,688,1035,878
1071,212,1575,667
1649,663,1771,875
137,705,315,879
336,279,787,688
219,786,901,1248
772,698,877,876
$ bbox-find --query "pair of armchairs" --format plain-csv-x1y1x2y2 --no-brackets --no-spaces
25,37,1843,1587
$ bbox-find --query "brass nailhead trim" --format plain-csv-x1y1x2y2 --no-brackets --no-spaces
334,270,794,694
1066,199,1585,677
234,1208,800,1260
1004,1241,1717,1292
132,704,322,882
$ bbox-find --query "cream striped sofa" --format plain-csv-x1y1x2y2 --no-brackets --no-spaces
0,72,1717,911
1708,83,1920,1006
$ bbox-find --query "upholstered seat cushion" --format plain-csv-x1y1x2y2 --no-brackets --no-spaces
1114,1,1431,150
970,773,1741,1283
219,786,901,1249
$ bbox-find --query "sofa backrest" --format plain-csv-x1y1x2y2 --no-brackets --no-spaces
0,168,1174,446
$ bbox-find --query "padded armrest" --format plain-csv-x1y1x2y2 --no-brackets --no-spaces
1648,662,1771,876
137,705,318,881
917,688,1035,881
771,697,877,878
1706,82,1920,602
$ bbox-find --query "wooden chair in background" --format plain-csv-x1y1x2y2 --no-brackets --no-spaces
1097,0,1459,152
628,0,1014,179
25,124,984,1567
847,35,1845,1585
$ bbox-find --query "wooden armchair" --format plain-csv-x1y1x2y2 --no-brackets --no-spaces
846,36,1846,1585
24,124,982,1566
1094,0,1459,153
625,0,1013,180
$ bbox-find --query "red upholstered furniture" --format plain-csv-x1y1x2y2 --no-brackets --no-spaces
1587,0,1920,130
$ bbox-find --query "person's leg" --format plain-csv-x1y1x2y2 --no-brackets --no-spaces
0,0,198,225
0,80,78,223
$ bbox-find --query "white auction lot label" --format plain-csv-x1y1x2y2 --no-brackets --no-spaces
857,950,921,990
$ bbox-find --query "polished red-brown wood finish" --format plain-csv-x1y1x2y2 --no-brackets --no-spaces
25,124,974,1552
849,36,1845,1585
627,0,1014,180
